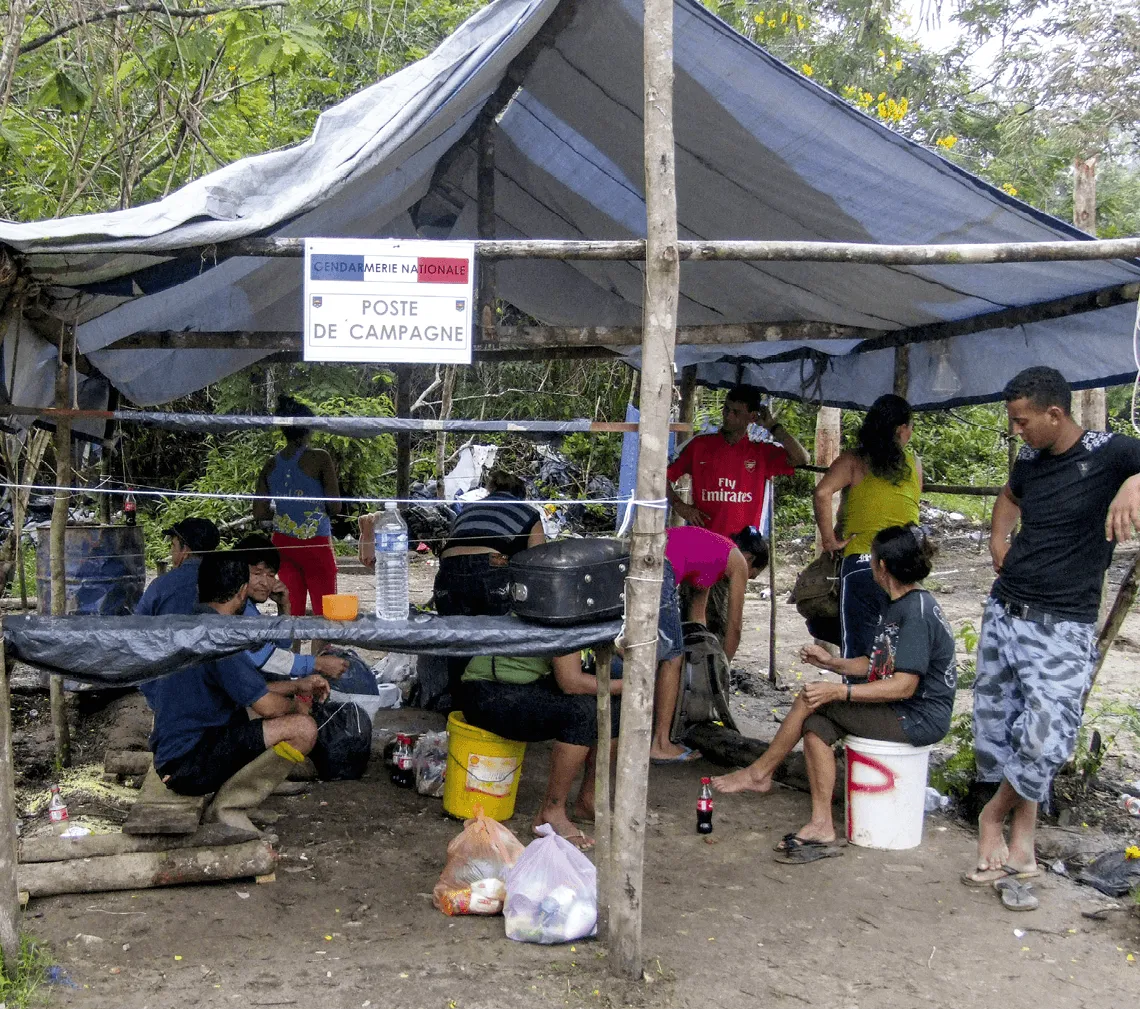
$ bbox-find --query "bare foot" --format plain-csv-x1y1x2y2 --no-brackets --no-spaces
649,740,688,761
973,806,1009,873
572,798,595,823
534,808,595,850
789,820,837,845
712,765,773,795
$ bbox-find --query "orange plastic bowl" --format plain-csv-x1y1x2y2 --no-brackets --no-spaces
322,594,359,621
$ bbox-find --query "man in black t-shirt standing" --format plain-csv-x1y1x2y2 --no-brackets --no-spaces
965,367,1140,887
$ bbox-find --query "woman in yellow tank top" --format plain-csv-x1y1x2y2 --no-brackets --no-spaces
812,395,923,658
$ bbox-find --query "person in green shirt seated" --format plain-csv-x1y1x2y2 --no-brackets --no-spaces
462,652,619,851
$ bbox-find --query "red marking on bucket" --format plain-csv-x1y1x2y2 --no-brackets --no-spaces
846,747,897,839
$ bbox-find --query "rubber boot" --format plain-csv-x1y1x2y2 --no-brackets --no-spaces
204,742,306,834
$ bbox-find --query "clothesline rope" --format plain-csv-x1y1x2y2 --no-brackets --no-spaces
0,480,667,510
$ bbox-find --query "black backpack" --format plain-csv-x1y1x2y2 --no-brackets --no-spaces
670,622,738,741
310,699,372,780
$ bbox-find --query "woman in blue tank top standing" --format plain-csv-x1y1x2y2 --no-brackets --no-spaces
254,397,341,625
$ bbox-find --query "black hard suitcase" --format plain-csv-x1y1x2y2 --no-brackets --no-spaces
508,538,629,626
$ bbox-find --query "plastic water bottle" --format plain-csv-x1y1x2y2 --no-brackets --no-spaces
374,502,409,620
924,786,951,813
1122,794,1140,818
123,490,137,526
48,784,69,833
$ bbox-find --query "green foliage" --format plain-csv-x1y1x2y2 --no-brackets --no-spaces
928,712,976,798
955,621,978,689
1073,695,1140,782
0,934,55,1006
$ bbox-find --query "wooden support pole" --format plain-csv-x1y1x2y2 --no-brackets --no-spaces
678,365,697,426
812,407,842,552
394,366,412,506
434,366,456,499
1085,550,1140,710
97,387,119,525
477,114,497,343
49,331,72,769
0,627,21,976
767,485,778,684
893,344,910,399
1072,156,1107,432
593,642,613,940
609,0,679,980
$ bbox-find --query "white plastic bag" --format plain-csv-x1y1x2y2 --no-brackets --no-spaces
413,730,448,797
504,824,597,944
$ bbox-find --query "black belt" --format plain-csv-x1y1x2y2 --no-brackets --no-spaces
992,592,1060,627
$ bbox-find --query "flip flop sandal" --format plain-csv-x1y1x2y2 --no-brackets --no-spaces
960,864,1041,887
774,833,846,852
651,746,703,765
774,836,845,864
535,826,595,852
994,877,1040,912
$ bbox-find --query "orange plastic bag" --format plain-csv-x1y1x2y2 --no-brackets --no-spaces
432,806,525,916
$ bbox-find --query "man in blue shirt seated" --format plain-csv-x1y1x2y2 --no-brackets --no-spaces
233,534,348,682
134,517,221,616
141,551,330,832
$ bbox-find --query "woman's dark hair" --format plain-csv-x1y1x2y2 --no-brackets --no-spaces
277,395,315,443
232,533,281,574
731,527,770,576
855,393,913,483
197,551,251,605
485,469,526,498
871,524,935,584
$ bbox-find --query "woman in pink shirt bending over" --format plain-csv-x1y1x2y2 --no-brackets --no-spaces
665,525,769,661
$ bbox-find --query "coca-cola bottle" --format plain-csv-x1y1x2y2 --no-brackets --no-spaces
123,490,137,526
48,784,69,834
697,777,713,834
391,734,414,788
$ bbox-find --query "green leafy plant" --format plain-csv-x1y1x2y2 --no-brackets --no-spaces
955,621,978,689
929,712,976,798
0,934,55,1006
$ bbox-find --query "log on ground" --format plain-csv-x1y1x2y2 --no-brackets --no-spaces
103,749,153,776
18,839,277,897
684,723,844,799
19,822,261,863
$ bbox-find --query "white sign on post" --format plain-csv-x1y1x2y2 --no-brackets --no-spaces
303,238,475,363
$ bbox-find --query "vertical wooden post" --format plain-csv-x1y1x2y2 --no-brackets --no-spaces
767,484,778,684
477,114,497,344
593,642,613,939
1073,157,1106,431
49,330,72,768
678,365,697,426
0,627,21,976
893,345,910,400
98,387,119,525
609,0,679,980
434,367,456,500
395,366,412,507
813,406,842,552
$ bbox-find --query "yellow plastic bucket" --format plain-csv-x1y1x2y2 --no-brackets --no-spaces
443,711,527,821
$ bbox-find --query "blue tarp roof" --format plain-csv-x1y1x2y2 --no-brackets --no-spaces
2,0,1138,409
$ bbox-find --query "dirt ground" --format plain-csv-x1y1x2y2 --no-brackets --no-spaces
16,537,1140,1008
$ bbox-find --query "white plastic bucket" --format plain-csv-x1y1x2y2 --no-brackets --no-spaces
844,735,933,850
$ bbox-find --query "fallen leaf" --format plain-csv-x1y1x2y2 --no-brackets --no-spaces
174,955,183,961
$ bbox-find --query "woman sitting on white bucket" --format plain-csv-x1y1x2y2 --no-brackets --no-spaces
713,524,957,863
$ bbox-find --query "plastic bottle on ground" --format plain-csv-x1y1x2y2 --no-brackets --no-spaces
48,784,69,834
697,777,713,834
1121,794,1140,817
374,502,409,621
391,734,415,788
123,490,137,526
924,786,951,813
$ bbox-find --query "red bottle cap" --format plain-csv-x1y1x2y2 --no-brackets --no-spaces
700,777,711,784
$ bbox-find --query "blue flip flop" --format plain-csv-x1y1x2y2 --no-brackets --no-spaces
651,746,702,765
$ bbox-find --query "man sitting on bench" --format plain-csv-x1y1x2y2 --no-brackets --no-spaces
141,551,330,832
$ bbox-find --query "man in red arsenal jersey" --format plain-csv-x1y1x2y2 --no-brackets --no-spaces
667,385,808,535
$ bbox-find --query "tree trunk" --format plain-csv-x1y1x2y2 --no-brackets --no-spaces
0,632,22,977
813,407,842,552
19,822,260,863
0,0,31,120
609,0,679,980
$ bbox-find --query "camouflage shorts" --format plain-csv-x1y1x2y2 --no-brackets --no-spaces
972,596,1096,804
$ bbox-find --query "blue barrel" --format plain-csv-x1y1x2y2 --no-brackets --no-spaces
36,524,146,616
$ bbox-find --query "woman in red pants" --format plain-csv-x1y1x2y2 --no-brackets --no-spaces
254,397,341,633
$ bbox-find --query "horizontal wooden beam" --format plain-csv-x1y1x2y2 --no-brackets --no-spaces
54,234,1140,265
